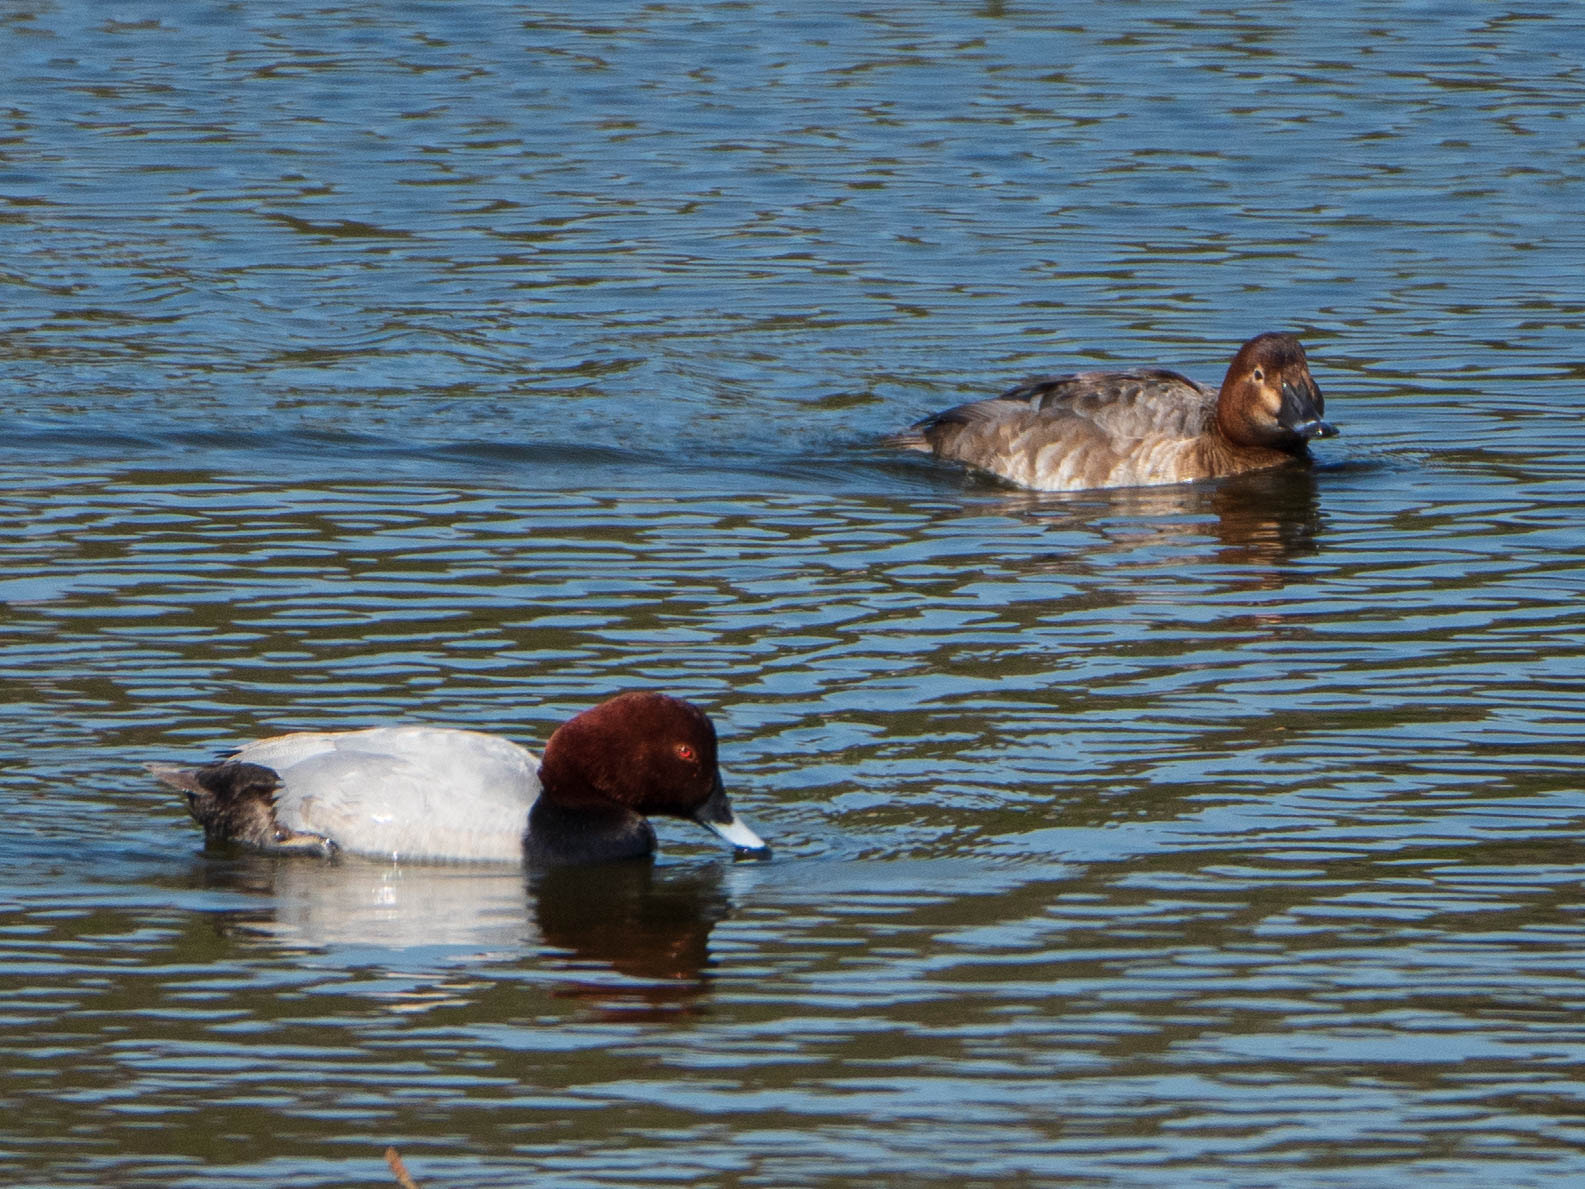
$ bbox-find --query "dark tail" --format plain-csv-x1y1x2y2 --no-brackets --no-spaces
147,760,294,850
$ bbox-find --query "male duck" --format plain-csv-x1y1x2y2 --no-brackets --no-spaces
149,691,770,865
893,332,1337,492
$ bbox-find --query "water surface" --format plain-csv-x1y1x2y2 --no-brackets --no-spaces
4,3,1585,1186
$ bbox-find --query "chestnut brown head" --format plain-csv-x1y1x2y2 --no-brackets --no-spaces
538,692,718,812
1215,333,1337,451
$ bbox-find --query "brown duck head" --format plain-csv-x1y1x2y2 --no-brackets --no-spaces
1214,332,1337,452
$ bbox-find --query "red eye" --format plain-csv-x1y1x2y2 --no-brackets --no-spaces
674,743,698,763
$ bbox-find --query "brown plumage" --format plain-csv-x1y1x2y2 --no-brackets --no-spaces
892,332,1337,492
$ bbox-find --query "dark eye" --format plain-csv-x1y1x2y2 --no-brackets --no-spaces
674,743,698,763
1252,368,1264,382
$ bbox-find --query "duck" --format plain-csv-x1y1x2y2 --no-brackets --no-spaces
891,332,1337,492
148,691,770,866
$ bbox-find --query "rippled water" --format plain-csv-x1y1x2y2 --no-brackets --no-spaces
4,3,1585,1186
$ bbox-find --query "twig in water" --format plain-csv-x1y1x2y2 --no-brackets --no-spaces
385,1146,423,1189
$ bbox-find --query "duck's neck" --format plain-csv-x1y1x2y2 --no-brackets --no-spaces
1204,421,1311,471
525,798,657,866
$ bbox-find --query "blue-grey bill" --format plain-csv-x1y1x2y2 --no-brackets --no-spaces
1296,418,1339,439
702,812,770,855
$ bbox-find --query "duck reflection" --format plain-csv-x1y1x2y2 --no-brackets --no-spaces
189,854,732,1017
195,855,536,952
1202,464,1325,567
531,861,731,1020
1003,463,1324,573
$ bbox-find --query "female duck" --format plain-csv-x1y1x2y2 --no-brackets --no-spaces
893,332,1337,492
149,692,770,865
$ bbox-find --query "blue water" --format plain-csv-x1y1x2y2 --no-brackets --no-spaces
4,3,1585,1186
